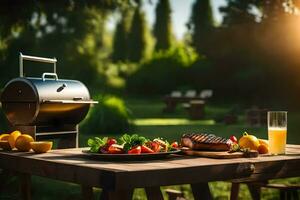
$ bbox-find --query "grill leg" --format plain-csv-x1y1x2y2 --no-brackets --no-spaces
57,131,78,149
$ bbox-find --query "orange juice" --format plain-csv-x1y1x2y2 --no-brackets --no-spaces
268,127,287,155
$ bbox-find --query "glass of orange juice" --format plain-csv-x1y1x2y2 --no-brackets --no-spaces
268,111,287,155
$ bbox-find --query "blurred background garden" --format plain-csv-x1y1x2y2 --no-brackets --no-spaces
1,0,300,199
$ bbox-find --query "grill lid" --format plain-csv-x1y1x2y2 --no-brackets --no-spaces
1,77,97,104
1,53,98,105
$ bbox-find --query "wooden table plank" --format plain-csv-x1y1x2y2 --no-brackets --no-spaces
0,145,300,191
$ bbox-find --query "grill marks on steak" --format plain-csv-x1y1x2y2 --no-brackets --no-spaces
181,133,232,151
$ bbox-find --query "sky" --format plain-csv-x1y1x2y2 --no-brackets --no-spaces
143,0,227,39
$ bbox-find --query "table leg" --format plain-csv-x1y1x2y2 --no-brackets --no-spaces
230,183,240,200
0,169,11,192
19,173,31,200
100,189,133,200
163,101,177,113
247,183,261,200
82,185,94,200
145,187,164,200
191,182,212,200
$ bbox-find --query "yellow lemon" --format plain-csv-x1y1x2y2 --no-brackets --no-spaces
15,134,34,152
238,132,260,150
30,141,53,153
0,134,10,141
8,131,22,149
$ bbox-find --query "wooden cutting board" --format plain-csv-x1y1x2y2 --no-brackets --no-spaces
181,148,259,159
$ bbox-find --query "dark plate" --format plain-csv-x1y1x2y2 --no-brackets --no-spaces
82,149,181,161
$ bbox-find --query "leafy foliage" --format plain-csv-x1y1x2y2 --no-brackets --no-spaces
127,3,151,62
153,0,173,51
80,95,132,135
127,45,198,94
0,1,118,91
220,0,259,25
119,133,147,151
188,0,214,55
111,8,132,62
87,137,108,153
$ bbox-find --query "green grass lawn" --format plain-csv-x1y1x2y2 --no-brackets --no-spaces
1,97,299,199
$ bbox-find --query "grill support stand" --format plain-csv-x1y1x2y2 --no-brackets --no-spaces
12,125,79,148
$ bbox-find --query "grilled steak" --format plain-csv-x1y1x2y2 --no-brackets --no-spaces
181,133,232,151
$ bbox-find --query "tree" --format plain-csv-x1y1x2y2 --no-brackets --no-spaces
219,0,260,25
0,0,119,87
127,2,150,62
188,0,214,55
153,0,172,51
112,9,131,62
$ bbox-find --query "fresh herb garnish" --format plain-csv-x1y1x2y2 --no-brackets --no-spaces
87,137,108,153
119,134,148,152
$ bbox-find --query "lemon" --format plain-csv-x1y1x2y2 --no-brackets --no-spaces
15,134,34,152
0,141,11,150
0,134,10,141
8,131,21,149
238,132,260,150
30,141,53,153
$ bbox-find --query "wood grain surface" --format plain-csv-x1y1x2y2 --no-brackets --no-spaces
181,149,259,159
0,145,299,191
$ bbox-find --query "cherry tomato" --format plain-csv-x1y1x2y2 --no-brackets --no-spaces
128,146,141,154
141,145,154,153
107,138,117,146
171,142,178,148
229,135,238,143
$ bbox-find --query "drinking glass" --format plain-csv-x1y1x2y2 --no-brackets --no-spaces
267,111,287,155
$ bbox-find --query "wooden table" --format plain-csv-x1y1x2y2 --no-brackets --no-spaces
0,145,300,200
163,95,204,113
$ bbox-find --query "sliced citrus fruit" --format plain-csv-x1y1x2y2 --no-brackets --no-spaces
30,141,53,153
0,141,12,150
0,134,10,141
8,131,21,149
15,134,34,152
258,139,269,147
258,144,269,154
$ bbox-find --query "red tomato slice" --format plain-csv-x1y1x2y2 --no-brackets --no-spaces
149,141,160,152
229,135,238,143
141,145,154,153
108,145,123,154
128,146,141,154
171,142,178,148
107,138,117,146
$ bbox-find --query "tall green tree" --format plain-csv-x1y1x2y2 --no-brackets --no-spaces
219,0,259,25
153,0,172,51
112,9,131,62
188,0,214,54
127,2,150,62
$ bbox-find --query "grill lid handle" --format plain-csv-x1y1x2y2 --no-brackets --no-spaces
19,52,57,77
42,73,58,81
